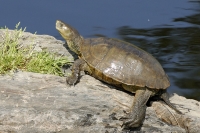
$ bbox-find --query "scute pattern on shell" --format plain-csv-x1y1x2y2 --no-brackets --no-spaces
81,38,170,89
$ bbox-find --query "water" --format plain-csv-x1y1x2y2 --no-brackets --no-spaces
0,0,199,100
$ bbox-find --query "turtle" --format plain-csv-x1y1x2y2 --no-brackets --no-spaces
55,20,181,128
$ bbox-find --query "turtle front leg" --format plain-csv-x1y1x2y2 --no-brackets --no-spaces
121,88,152,128
66,59,86,85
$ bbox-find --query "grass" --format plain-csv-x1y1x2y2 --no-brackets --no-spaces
0,23,69,76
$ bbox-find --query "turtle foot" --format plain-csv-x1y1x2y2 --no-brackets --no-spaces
66,74,78,86
120,113,143,129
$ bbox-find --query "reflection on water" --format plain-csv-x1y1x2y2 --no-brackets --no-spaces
117,12,200,100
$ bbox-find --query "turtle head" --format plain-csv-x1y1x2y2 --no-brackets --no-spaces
56,20,83,55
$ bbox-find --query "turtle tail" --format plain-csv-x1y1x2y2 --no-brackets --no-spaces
161,91,182,114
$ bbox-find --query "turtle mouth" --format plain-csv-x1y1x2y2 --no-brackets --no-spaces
56,20,71,40
56,20,65,30
56,20,70,32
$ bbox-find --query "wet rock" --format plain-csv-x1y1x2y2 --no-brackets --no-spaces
0,30,199,133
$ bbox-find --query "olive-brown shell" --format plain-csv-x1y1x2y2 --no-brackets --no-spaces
80,38,170,89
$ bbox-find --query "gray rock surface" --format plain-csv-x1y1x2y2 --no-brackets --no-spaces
0,30,200,133
152,100,200,133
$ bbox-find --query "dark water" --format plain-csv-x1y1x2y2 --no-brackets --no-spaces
0,1,200,100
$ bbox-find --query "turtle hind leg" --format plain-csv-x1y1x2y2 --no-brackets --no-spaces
161,91,182,114
120,88,152,128
67,59,86,85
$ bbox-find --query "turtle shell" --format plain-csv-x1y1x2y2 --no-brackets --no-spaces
80,37,170,89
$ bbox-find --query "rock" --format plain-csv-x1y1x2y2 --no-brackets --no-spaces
0,30,200,133
152,100,200,133
0,72,185,133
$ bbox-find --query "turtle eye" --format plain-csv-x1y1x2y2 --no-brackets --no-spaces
60,23,64,27
59,23,65,29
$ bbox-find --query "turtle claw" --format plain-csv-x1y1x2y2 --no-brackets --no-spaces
120,117,131,129
119,116,128,127
120,113,143,129
66,74,78,86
